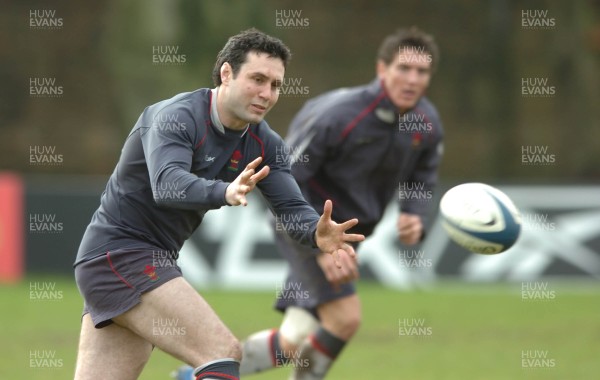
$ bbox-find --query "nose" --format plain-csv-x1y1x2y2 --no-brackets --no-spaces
405,68,420,84
258,83,272,102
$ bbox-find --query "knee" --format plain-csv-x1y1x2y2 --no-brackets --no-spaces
339,312,362,337
321,309,362,341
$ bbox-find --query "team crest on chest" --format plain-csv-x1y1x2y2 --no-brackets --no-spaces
411,132,422,147
228,150,243,172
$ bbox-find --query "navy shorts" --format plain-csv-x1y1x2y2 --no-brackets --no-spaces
74,248,182,328
273,230,356,318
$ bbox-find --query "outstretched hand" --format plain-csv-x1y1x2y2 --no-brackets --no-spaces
225,157,270,206
315,200,365,268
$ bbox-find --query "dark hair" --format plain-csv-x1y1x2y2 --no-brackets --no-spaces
377,26,439,72
212,28,292,86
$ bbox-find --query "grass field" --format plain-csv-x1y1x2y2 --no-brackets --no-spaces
1,276,598,379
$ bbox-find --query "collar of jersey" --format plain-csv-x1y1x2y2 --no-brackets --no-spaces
210,88,249,138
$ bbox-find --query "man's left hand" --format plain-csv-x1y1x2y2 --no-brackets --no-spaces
315,200,365,268
397,213,423,245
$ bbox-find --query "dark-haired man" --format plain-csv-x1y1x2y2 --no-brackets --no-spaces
73,28,364,380
237,27,444,379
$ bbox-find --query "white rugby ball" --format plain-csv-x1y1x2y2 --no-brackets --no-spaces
440,183,521,254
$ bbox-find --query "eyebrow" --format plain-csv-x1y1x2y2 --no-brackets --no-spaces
249,71,283,84
397,62,431,70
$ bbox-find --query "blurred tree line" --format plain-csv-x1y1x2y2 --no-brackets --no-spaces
1,0,599,182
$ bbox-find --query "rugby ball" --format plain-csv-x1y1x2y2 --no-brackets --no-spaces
440,183,521,254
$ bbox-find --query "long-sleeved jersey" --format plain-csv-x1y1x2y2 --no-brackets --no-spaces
286,79,444,237
75,88,320,265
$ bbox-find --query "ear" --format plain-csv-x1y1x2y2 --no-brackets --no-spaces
376,59,388,80
220,62,232,85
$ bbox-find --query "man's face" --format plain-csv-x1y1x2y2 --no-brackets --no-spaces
221,51,284,128
377,48,432,113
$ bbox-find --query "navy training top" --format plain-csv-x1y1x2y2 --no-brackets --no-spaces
286,79,444,237
75,88,320,265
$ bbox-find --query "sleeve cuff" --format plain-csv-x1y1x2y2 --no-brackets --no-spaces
211,181,230,207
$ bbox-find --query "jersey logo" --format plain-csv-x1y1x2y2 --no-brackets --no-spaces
143,264,159,282
228,150,243,172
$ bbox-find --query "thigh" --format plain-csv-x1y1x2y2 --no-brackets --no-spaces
113,276,241,367
75,313,153,380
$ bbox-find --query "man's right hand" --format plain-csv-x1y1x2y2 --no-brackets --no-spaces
225,156,270,206
317,249,360,287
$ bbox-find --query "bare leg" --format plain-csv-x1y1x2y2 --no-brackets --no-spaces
290,294,361,380
74,314,153,380
113,277,241,366
75,277,241,379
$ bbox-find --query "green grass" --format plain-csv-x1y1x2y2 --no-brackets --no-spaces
1,277,598,379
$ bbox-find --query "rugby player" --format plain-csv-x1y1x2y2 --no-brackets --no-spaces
237,26,443,379
73,28,364,380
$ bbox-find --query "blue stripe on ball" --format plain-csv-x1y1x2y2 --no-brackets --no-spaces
462,190,521,248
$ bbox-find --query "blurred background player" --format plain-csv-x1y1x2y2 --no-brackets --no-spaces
72,28,365,380
237,26,443,379
175,25,443,380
